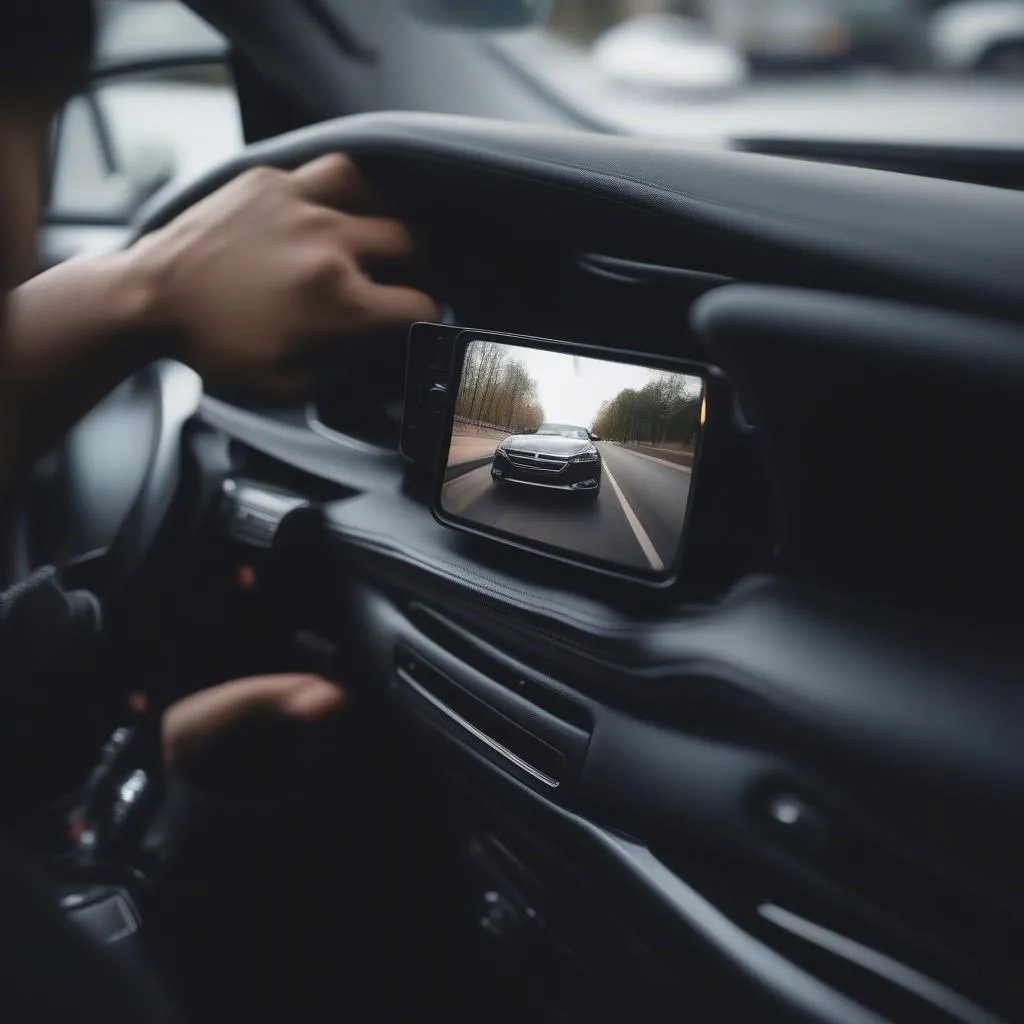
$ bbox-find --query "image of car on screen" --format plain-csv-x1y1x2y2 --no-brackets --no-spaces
491,423,603,499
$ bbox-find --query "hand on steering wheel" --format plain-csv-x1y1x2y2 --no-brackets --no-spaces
132,154,441,397
1,153,441,593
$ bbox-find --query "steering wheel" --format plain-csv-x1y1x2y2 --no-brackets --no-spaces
3,112,443,599
1,360,201,596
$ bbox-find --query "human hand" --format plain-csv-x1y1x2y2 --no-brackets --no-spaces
132,154,440,395
161,673,346,777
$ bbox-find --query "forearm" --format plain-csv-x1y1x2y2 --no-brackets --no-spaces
0,250,165,489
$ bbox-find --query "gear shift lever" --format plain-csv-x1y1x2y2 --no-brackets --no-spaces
73,716,163,868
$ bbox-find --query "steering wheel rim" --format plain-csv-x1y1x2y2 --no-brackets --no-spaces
1,360,202,596
99,360,203,592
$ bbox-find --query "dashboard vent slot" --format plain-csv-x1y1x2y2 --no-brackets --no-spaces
394,645,566,789
574,253,733,293
406,604,592,731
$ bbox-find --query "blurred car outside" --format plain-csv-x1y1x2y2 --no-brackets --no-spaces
707,0,904,70
592,12,749,91
583,0,1024,86
929,1,1024,72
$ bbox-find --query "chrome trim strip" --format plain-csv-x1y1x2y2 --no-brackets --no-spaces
396,668,560,789
596,839,887,1024
507,462,565,473
504,451,568,472
508,453,565,461
759,904,1007,1024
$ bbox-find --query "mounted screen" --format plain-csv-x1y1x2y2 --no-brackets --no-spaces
434,330,706,583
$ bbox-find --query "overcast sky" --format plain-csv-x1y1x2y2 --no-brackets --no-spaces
509,344,699,428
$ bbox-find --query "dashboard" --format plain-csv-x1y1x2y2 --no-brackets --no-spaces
36,110,1024,1024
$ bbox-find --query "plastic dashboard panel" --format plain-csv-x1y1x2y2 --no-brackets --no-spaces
693,285,1024,622
130,110,1024,1022
194,392,1024,1021
332,565,1024,1024
321,488,1024,886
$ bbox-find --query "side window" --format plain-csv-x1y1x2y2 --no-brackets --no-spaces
45,2,243,261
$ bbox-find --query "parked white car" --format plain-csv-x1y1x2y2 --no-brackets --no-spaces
709,0,857,64
706,0,928,69
592,13,748,93
930,1,1024,73
595,0,928,85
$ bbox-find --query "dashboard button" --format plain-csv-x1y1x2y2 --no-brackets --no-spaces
763,791,831,859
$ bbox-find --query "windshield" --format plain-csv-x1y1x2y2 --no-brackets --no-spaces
516,1,1024,147
535,425,591,439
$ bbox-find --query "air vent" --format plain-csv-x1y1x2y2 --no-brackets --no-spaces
574,252,733,295
395,645,566,789
406,604,593,731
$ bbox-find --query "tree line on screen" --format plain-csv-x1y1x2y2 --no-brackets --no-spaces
456,341,545,432
592,374,702,446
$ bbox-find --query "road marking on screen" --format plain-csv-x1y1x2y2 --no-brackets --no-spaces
602,464,665,573
618,447,692,474
442,476,470,516
442,463,491,516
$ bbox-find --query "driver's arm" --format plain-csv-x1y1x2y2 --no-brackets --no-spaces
0,154,439,489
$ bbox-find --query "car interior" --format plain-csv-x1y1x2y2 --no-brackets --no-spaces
6,1,1024,1022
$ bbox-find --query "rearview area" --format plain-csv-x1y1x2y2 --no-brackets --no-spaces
439,336,704,577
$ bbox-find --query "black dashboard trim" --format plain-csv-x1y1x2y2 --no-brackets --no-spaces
198,395,404,493
758,904,1007,1024
354,583,900,1024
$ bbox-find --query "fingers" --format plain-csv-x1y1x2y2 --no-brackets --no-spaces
340,214,418,267
269,156,437,319
289,153,391,215
162,674,346,772
280,677,347,719
292,158,421,267
349,278,442,331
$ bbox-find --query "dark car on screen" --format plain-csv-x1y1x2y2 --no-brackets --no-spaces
491,423,602,499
